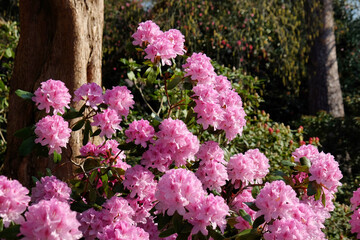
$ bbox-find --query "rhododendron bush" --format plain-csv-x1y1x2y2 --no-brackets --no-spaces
0,21,349,240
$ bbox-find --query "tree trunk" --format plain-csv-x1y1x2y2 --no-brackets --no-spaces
308,0,344,117
3,0,104,187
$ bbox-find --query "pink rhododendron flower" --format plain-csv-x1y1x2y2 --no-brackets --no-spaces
123,165,157,201
73,82,103,109
138,217,177,240
184,194,229,235
163,29,186,56
132,20,162,46
80,142,97,156
104,86,135,118
350,208,360,239
263,218,309,240
126,196,155,224
155,168,205,216
231,188,256,231
196,141,228,192
145,35,176,66
292,144,319,163
0,176,30,227
35,115,71,154
255,180,299,222
125,119,155,147
308,152,342,193
20,198,82,240
228,149,269,188
183,52,216,85
77,208,103,239
32,79,71,114
351,186,360,211
214,75,232,92
31,176,71,203
97,221,149,240
141,118,199,171
101,196,135,225
91,108,121,138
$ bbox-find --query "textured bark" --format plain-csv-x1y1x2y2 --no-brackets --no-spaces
308,0,344,117
4,0,104,187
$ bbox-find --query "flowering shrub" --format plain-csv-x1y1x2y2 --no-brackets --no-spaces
0,21,346,239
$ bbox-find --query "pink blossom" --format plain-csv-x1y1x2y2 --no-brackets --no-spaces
350,208,360,239
292,144,319,163
101,196,135,224
126,196,155,224
255,181,299,222
132,20,163,46
228,149,269,188
196,141,228,192
35,115,71,154
183,52,216,85
31,176,71,203
77,208,103,239
163,29,186,56
184,194,229,235
141,118,199,171
155,168,205,216
20,198,82,240
123,165,157,201
125,119,155,147
80,142,97,156
263,218,308,240
97,221,149,240
145,36,176,65
73,82,103,109
351,186,360,211
0,176,30,227
32,79,71,114
91,108,121,138
104,86,135,118
231,188,256,231
309,152,342,193
138,217,177,240
214,75,232,92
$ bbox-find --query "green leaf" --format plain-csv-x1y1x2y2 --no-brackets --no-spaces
46,168,52,176
0,219,3,232
0,79,5,90
281,160,296,167
239,209,253,224
208,227,225,240
157,214,172,231
321,191,326,207
63,109,82,120
0,224,20,240
89,171,97,184
251,186,260,199
127,71,136,81
84,158,100,172
31,176,39,184
15,89,34,100
72,119,85,131
53,151,62,163
235,229,261,240
18,136,36,156
307,181,318,197
91,129,101,137
300,157,311,168
14,126,34,139
252,215,265,229
82,121,91,145
172,212,183,233
244,202,259,211
159,227,176,238
4,48,13,58
167,75,183,90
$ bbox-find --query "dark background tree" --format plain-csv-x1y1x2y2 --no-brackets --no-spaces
3,0,104,187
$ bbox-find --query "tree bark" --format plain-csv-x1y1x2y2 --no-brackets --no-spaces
3,0,104,187
308,0,344,117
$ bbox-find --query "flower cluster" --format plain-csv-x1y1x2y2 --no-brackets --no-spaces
125,119,155,147
91,108,122,138
104,86,135,118
231,188,256,231
190,67,246,140
256,181,326,239
195,141,228,192
0,176,30,227
31,176,71,203
32,79,71,115
155,168,229,235
34,114,71,154
350,186,360,238
73,82,103,109
20,198,82,240
132,20,185,65
141,118,199,172
228,149,269,188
